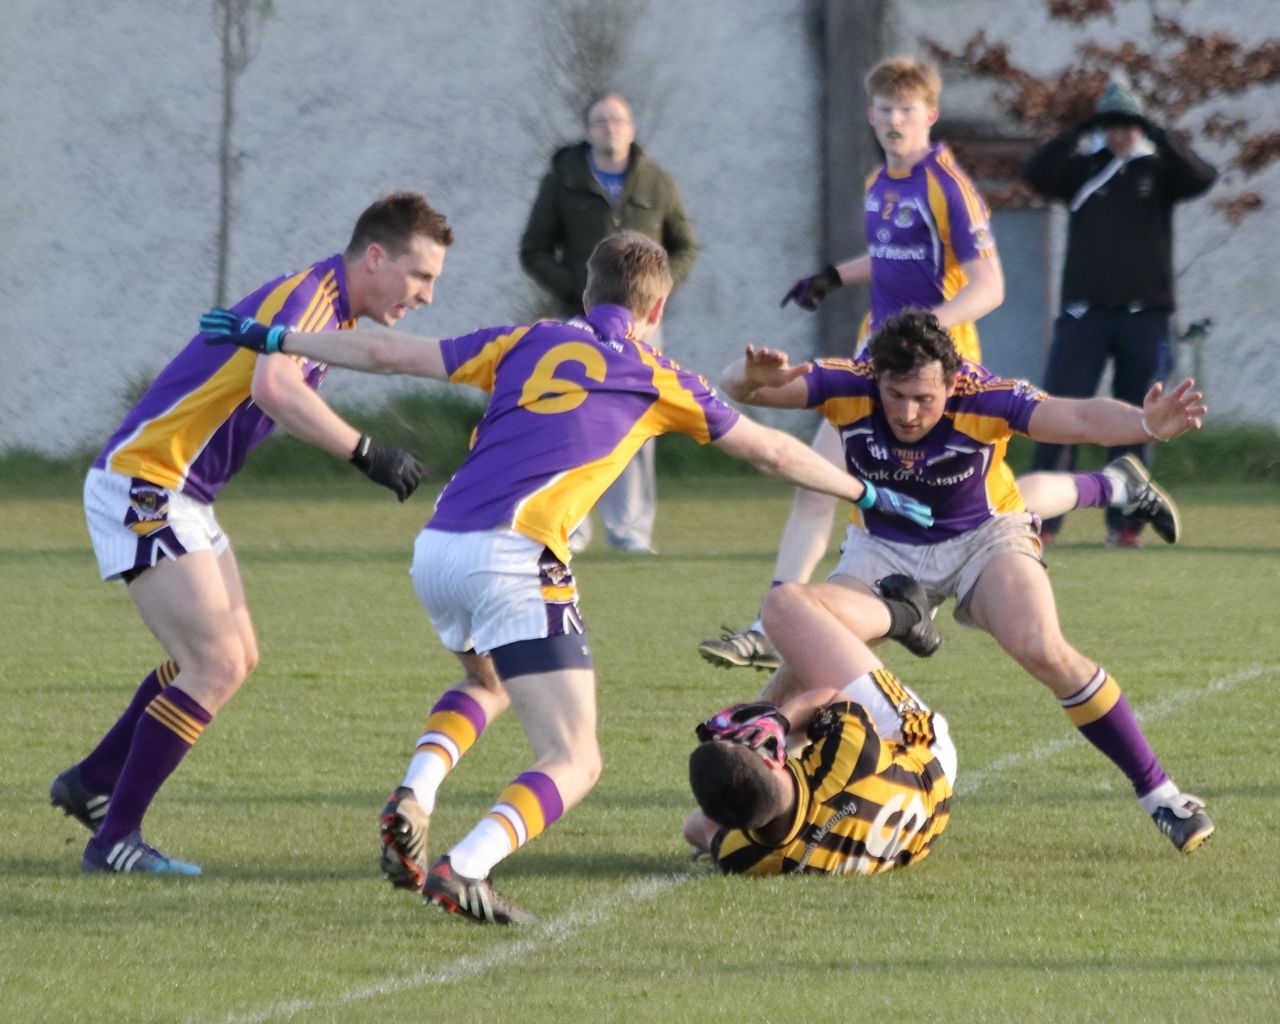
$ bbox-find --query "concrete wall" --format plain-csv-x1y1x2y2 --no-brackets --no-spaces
2,0,1275,456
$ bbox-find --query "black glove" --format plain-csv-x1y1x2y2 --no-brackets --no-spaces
780,265,842,311
349,435,423,502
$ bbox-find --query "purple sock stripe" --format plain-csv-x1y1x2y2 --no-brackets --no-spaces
512,770,565,825
1074,472,1111,510
78,667,167,792
1077,693,1168,797
163,686,214,725
431,690,488,735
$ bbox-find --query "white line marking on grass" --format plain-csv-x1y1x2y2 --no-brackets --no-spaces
211,874,682,1024
956,663,1278,795
215,663,1277,1024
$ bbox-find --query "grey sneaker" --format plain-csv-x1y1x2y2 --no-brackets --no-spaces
50,765,110,832
1107,454,1180,544
1151,792,1214,853
697,628,780,671
422,856,534,925
379,786,430,892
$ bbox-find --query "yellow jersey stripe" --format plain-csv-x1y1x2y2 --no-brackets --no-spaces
449,327,531,391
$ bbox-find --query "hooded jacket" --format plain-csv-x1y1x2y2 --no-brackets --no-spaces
520,141,699,316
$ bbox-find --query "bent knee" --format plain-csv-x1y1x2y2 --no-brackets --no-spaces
1001,630,1079,682
580,746,603,789
240,641,260,677
760,582,811,628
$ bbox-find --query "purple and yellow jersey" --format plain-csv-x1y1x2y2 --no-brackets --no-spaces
712,698,953,877
863,142,997,362
805,356,1047,544
94,253,351,503
429,304,740,563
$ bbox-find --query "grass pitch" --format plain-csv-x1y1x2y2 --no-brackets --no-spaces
2,479,1277,1023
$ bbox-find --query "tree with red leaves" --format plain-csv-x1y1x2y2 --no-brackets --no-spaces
925,0,1278,222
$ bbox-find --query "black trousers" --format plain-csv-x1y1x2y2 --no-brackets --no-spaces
1031,307,1171,535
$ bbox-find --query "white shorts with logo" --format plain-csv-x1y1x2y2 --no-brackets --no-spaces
830,512,1044,627
837,676,958,785
84,468,229,582
411,527,584,655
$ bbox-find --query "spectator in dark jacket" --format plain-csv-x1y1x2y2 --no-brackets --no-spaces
520,91,699,553
1022,77,1217,547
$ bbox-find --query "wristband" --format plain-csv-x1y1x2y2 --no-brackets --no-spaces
1140,414,1167,442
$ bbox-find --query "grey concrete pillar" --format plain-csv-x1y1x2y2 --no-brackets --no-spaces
818,0,887,356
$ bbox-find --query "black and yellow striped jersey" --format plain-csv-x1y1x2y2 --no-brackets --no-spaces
711,700,953,876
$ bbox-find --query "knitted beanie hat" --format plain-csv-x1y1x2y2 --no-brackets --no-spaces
1095,78,1145,124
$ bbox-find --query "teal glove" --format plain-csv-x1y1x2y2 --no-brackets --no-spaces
199,308,289,354
855,480,934,528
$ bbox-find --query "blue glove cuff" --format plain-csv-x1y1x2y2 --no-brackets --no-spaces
855,479,877,510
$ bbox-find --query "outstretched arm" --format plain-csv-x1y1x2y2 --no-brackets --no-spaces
1027,377,1207,445
200,309,449,380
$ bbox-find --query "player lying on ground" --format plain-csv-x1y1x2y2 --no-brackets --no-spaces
711,309,1213,854
685,642,954,876
200,231,937,923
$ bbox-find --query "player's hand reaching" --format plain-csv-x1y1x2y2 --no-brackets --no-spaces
855,480,934,528
350,435,423,502
1140,378,1206,442
741,344,811,390
780,265,843,311
199,308,290,354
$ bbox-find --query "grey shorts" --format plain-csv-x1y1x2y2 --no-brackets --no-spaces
829,513,1045,627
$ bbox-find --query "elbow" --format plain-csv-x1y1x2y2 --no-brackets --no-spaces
989,275,1006,311
363,338,403,376
751,440,791,478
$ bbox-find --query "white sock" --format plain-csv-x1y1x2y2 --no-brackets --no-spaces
401,750,449,813
1102,465,1132,508
1138,779,1179,815
448,818,513,879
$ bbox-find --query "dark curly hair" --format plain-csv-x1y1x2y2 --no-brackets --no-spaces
868,309,961,380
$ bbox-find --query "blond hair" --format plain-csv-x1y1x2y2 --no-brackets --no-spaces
865,56,942,106
584,232,672,317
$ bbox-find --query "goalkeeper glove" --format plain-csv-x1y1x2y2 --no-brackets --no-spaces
199,308,290,354
855,480,934,528
350,435,423,502
696,702,792,768
780,265,842,311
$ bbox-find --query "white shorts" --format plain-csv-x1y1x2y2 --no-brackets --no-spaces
830,512,1044,627
411,528,584,654
84,468,229,582
837,676,957,785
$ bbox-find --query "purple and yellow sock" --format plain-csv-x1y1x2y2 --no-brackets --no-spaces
486,771,565,853
78,660,178,793
1059,668,1168,796
415,689,487,769
93,686,212,847
447,771,567,879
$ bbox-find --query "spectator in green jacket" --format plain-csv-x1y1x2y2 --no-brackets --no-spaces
520,91,699,553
